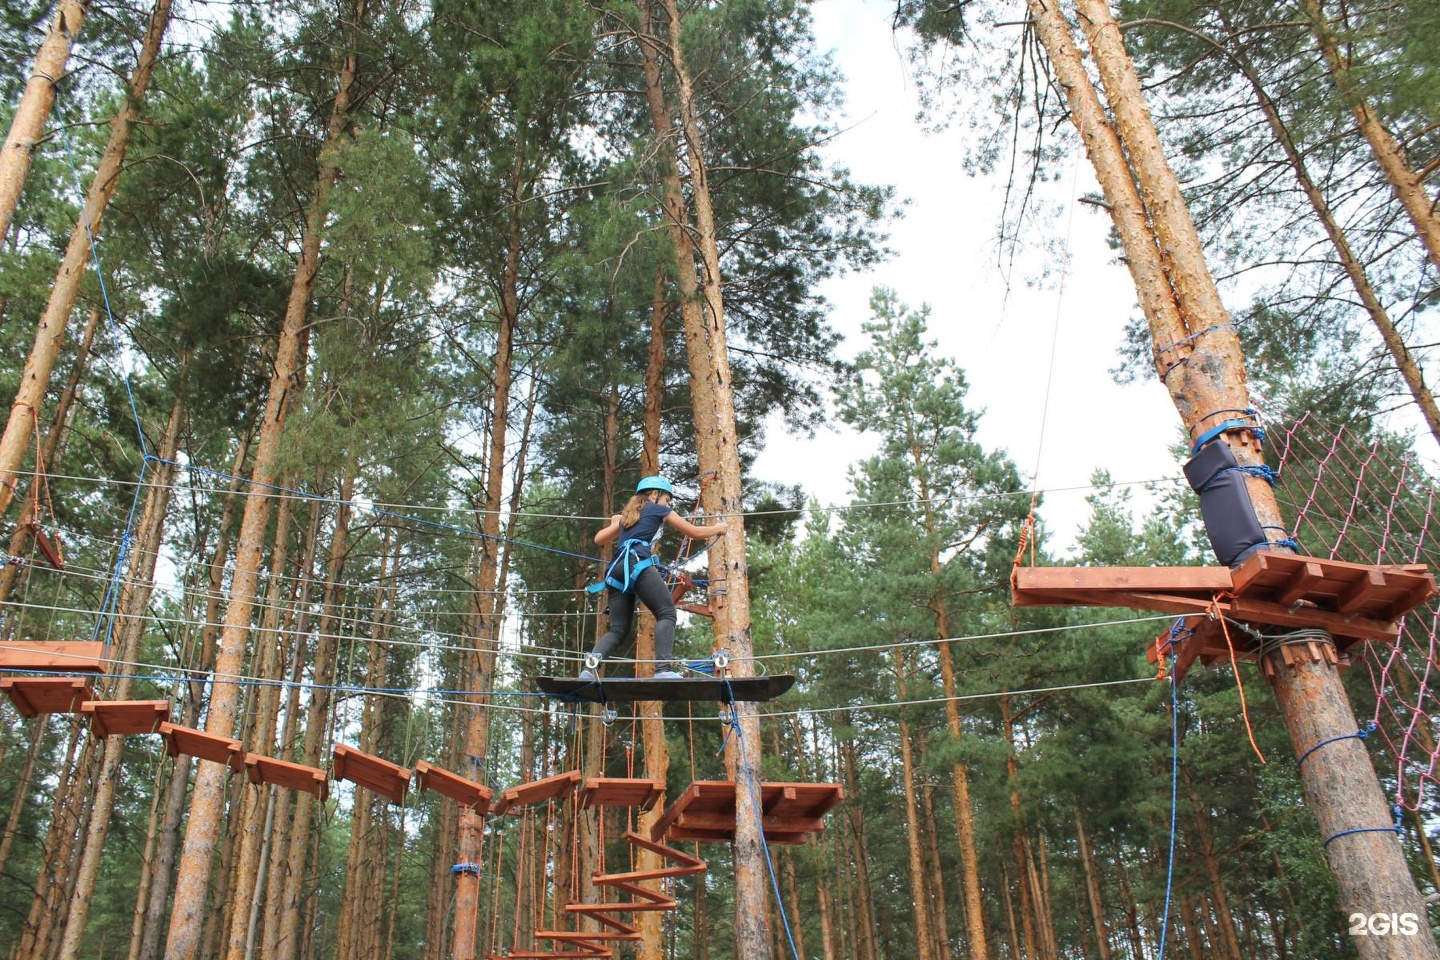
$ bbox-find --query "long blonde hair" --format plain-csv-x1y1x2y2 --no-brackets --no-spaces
620,493,652,529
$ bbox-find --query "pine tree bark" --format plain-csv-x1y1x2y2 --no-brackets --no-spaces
161,0,359,951
1030,1,1439,952
56,389,184,960
223,484,299,960
1074,804,1111,960
274,479,352,960
0,0,171,520
895,650,935,960
0,716,46,882
1001,696,1039,960
1299,0,1440,271
652,4,769,954
0,306,99,605
0,0,90,242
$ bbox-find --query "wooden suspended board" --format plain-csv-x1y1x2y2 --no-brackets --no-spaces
536,674,794,703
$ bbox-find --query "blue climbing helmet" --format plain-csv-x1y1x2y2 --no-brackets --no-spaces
636,475,674,496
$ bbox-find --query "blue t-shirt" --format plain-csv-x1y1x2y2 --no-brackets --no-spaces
618,503,671,559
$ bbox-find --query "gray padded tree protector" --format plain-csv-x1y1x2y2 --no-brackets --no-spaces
1184,438,1268,567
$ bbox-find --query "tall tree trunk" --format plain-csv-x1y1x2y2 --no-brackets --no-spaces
0,0,170,520
275,478,351,960
55,388,184,960
0,0,90,242
1186,784,1242,960
895,651,935,960
0,716,46,881
1299,0,1440,270
1001,697,1038,960
125,754,167,960
136,438,249,960
1203,17,1440,448
652,4,768,954
1115,858,1147,960
17,726,91,958
1074,804,1112,960
223,482,299,960
920,779,951,958
0,306,99,605
1029,1,1439,951
451,152,525,960
162,0,359,951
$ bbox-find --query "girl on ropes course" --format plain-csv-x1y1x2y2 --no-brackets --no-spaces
581,475,727,681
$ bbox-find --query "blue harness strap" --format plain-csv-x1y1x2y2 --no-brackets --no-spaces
586,540,658,594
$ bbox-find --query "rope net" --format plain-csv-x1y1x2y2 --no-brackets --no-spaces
1273,412,1440,811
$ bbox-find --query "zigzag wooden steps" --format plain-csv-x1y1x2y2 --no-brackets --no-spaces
332,744,410,805
0,640,108,673
413,760,492,813
82,700,169,737
159,722,244,770
650,781,844,845
1013,551,1436,649
2,677,94,716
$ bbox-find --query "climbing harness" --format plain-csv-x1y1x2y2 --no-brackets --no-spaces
586,538,659,594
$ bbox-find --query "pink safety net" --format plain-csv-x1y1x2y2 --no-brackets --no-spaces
1274,412,1440,811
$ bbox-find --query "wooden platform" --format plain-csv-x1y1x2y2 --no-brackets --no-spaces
537,675,794,703
244,754,329,800
1013,551,1436,647
413,760,492,813
649,781,843,845
159,722,244,770
332,744,410,805
0,641,108,674
81,700,169,737
2,677,94,717
580,777,663,811
491,770,582,816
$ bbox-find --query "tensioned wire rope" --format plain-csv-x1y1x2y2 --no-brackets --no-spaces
2,466,1190,522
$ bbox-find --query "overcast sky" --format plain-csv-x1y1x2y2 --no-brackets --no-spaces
748,0,1187,553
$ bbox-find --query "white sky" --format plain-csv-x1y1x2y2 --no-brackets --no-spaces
751,0,1188,554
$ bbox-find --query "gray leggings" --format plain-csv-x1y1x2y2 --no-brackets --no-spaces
591,565,677,665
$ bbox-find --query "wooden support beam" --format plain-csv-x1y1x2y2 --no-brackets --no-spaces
82,700,169,738
413,760,492,812
580,777,663,811
1,677,93,717
1277,561,1329,608
0,640,107,674
159,721,244,771
244,754,329,801
492,769,582,816
332,743,410,805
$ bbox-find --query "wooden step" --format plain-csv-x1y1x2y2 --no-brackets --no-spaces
244,754,329,801
413,760,492,813
649,781,843,845
492,770,582,816
159,722,245,771
82,700,169,738
2,677,94,717
332,744,410,805
0,641,108,674
580,777,663,811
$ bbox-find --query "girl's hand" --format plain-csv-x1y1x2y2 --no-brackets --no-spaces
710,521,729,537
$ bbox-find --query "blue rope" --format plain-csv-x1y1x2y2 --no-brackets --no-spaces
1156,656,1179,960
1156,324,1237,357
1190,409,1265,456
1323,805,1404,849
1297,722,1377,771
727,684,803,960
450,862,483,876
